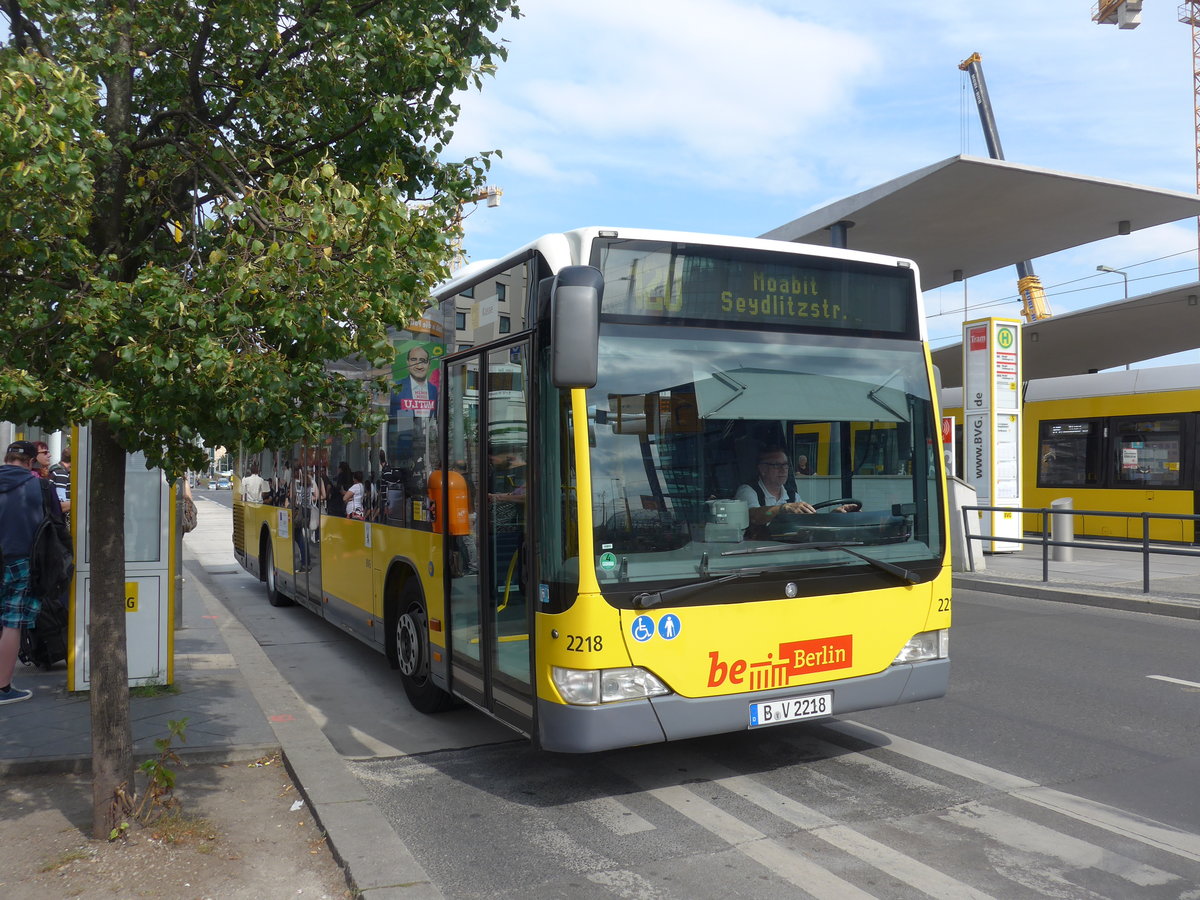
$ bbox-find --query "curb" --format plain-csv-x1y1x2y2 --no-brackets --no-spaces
188,561,445,900
954,576,1200,620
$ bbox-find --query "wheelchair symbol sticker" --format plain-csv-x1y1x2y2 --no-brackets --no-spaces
631,615,655,643
658,614,681,640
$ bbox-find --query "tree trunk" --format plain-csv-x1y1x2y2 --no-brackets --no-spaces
88,420,135,839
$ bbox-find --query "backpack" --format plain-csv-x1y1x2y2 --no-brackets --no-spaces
29,479,74,600
19,594,69,669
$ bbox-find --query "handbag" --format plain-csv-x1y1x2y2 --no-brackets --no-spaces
182,496,198,533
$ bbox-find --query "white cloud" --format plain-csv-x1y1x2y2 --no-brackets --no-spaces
452,0,880,196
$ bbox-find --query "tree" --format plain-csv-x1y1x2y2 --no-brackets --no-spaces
0,0,518,838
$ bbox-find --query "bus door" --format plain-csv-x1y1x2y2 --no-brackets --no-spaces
445,342,535,733
289,446,322,614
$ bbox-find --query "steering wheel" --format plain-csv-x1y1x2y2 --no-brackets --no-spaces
812,498,862,511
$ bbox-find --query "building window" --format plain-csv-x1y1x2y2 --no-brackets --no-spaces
499,315,511,334
496,283,507,303
456,311,466,331
460,285,474,299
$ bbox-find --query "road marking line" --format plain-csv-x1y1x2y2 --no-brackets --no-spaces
586,869,671,899
715,771,997,900
629,754,994,900
575,797,656,835
941,801,1178,887
828,721,1200,863
1147,675,1200,689
644,783,874,900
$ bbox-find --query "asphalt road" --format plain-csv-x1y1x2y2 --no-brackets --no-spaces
207,491,1200,898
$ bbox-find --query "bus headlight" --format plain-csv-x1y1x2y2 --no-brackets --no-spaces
891,629,949,665
552,666,671,705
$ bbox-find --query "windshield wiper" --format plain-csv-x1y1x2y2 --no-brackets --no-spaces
868,369,909,422
723,541,921,585
632,560,854,609
819,543,920,584
633,572,744,609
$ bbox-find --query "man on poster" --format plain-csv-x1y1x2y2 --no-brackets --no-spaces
393,344,438,417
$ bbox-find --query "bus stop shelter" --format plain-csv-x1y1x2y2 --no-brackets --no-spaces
761,155,1200,385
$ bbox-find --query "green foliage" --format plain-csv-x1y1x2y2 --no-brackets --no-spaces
109,716,189,838
0,0,518,475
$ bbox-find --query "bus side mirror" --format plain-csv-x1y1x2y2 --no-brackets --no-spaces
551,265,603,388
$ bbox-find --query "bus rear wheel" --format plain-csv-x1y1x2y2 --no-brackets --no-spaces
263,537,291,608
393,582,452,713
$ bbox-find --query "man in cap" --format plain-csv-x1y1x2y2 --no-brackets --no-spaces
0,440,48,703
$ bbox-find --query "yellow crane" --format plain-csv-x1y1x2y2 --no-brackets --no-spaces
958,53,1053,321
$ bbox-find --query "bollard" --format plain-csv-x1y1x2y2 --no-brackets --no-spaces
1050,497,1074,562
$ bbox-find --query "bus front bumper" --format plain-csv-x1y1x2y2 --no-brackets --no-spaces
536,658,949,753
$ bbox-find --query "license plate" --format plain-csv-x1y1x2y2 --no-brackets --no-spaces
749,691,833,728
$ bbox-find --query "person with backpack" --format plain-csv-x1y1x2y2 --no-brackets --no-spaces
0,441,49,704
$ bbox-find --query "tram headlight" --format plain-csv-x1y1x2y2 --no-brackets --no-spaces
552,666,671,705
891,629,949,665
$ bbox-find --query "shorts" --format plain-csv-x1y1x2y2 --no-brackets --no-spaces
1,558,41,630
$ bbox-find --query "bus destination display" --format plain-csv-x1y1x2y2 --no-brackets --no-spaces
597,239,915,336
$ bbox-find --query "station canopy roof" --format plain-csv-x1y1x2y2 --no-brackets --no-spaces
929,284,1200,387
761,155,1200,385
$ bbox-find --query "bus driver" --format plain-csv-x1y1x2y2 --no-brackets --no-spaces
735,446,858,530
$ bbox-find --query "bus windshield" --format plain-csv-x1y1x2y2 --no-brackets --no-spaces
585,326,943,596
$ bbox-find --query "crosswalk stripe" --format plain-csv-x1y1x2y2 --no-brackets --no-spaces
715,771,997,900
628,753,995,900
586,869,672,899
575,796,656,835
644,783,875,900
827,721,1200,864
941,801,1179,887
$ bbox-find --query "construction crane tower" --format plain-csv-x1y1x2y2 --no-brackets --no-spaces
1094,3,1200,269
958,53,1053,321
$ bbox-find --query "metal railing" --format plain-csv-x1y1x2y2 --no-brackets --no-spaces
962,504,1200,594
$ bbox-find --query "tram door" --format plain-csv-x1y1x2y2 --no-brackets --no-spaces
445,342,534,733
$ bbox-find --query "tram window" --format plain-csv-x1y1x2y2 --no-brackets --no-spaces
1113,417,1183,487
1037,420,1101,487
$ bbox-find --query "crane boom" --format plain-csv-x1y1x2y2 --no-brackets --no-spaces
958,53,1053,321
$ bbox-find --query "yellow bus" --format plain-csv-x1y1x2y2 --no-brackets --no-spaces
942,363,1200,543
233,227,952,751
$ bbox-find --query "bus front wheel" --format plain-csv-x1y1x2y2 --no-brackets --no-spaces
392,582,452,713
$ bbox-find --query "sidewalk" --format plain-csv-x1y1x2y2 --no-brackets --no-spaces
0,497,441,900
955,538,1200,619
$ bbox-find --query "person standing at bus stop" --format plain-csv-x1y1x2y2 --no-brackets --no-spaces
49,445,71,515
0,441,48,704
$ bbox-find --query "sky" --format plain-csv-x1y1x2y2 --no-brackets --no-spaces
447,0,1200,367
